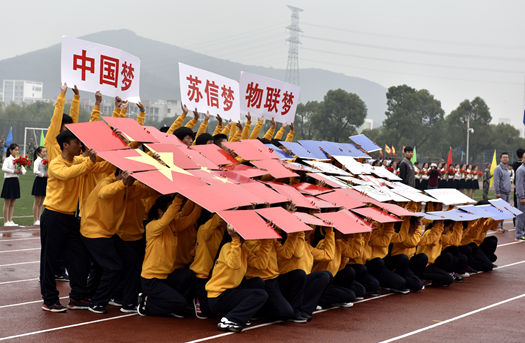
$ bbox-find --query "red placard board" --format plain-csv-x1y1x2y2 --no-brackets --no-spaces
223,140,279,161
215,170,255,184
177,183,264,212
251,159,299,179
190,168,237,186
292,211,331,227
264,182,318,210
315,210,374,234
351,207,402,223
217,210,282,240
131,169,207,195
102,116,159,143
143,126,186,147
341,188,376,204
145,143,200,170
317,189,366,209
304,195,339,209
223,164,268,178
191,144,239,165
292,182,333,196
97,149,163,172
66,121,128,152
255,207,313,233
179,148,220,170
241,182,289,204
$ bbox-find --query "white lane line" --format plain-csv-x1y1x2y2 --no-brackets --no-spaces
497,241,523,247
0,237,40,242
0,261,39,267
378,293,525,343
0,248,40,253
0,278,38,285
494,260,525,269
0,297,68,310
0,313,137,341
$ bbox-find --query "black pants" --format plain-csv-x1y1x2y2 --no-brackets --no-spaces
113,238,145,306
442,246,468,274
39,209,91,306
366,257,407,291
299,271,331,315
459,240,495,272
260,278,295,320
277,269,307,315
82,235,123,307
480,236,498,263
386,254,425,291
319,275,356,308
208,277,268,325
334,265,366,298
350,264,380,294
141,268,195,316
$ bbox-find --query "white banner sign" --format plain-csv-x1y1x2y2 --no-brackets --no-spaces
240,71,300,124
61,36,141,102
178,63,240,122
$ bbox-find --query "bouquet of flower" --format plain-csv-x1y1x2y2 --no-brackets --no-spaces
42,158,49,169
386,166,394,173
13,155,31,169
446,168,456,175
460,169,466,175
477,171,483,176
418,170,427,175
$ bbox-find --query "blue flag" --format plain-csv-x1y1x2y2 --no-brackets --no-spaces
4,127,12,152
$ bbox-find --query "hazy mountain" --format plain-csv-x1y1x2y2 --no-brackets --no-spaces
0,29,387,126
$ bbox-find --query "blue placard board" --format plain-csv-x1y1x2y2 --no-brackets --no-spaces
265,144,294,160
280,141,318,160
297,140,330,160
349,134,381,153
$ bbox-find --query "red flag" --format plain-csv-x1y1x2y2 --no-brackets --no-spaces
447,147,453,168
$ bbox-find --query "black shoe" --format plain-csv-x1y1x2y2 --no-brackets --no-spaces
88,305,107,314
120,304,137,313
193,298,208,319
137,293,147,316
451,273,464,283
108,299,122,307
288,314,308,323
42,302,67,313
68,298,90,310
386,288,410,295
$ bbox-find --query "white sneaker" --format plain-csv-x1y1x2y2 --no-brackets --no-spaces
11,222,19,226
33,220,40,226
4,221,14,227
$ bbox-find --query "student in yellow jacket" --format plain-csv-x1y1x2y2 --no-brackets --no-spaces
39,130,98,313
439,221,469,279
458,217,499,273
277,228,333,320
313,230,357,308
137,195,197,318
344,231,380,296
205,225,269,333
386,216,425,291
366,222,409,294
416,220,454,287
79,170,135,314
244,237,308,323
44,83,80,162
112,182,159,312
189,213,227,319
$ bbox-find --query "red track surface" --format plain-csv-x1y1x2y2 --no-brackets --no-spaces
0,221,524,342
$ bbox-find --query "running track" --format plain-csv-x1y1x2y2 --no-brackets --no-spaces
0,221,523,342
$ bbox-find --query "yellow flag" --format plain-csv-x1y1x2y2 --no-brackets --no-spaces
489,150,497,187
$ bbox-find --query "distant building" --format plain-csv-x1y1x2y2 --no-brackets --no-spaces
1,80,43,104
358,118,374,132
498,117,511,125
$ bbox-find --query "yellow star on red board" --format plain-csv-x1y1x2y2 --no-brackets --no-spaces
125,149,191,181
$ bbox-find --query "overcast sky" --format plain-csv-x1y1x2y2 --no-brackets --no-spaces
3,0,525,128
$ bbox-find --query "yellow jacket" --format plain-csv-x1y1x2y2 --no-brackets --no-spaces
43,155,95,214
368,222,395,259
459,219,482,246
277,229,335,275
249,119,264,139
416,222,444,264
117,183,158,242
241,120,251,140
313,238,351,276
45,93,79,161
391,218,422,257
474,218,498,246
80,176,129,239
78,161,115,217
189,214,227,279
441,222,463,250
172,201,202,270
90,104,101,122
263,126,276,140
206,237,248,298
245,239,280,280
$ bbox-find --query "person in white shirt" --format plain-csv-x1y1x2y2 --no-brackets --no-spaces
32,146,48,226
2,143,26,226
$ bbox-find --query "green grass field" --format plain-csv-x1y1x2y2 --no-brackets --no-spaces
1,171,501,227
